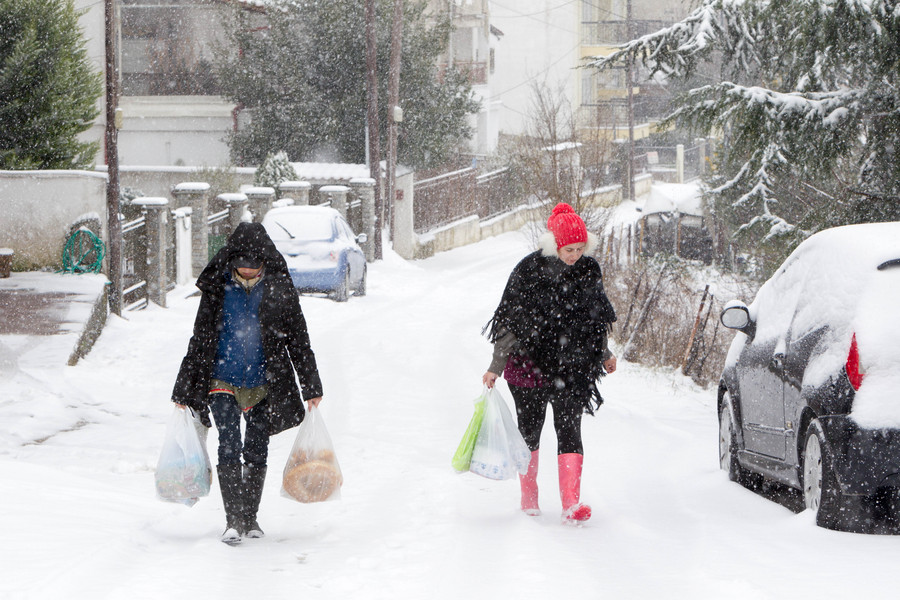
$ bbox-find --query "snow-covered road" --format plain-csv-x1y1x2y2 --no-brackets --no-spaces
4,230,900,600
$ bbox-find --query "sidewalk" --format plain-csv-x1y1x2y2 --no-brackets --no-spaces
0,271,109,369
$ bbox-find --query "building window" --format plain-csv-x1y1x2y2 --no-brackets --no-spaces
120,0,222,96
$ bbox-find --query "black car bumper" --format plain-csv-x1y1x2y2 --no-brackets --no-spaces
820,415,900,496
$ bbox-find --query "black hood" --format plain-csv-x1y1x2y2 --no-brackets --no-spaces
196,222,292,293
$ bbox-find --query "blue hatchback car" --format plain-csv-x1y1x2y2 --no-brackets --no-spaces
262,205,367,302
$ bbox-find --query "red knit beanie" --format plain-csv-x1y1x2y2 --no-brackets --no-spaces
547,203,588,249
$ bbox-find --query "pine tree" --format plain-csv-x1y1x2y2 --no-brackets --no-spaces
215,0,479,169
255,151,299,189
589,0,900,274
0,0,103,169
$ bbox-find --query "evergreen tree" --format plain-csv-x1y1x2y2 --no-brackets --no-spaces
255,151,299,189
215,0,479,169
589,0,900,274
0,0,102,169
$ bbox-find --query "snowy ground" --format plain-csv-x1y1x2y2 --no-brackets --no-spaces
4,229,900,600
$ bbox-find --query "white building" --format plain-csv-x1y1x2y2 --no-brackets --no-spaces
76,0,500,167
431,0,502,157
488,0,692,141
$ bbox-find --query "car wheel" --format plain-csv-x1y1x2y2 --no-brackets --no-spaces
719,392,763,491
719,396,748,482
802,419,842,527
719,401,739,481
333,269,350,302
356,265,367,297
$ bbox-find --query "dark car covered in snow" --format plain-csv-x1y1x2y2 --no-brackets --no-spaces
717,222,900,532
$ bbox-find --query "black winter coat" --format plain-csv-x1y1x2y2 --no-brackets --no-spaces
485,249,616,413
171,222,323,435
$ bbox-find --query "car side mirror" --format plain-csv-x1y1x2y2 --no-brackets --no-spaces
356,233,368,244
721,302,755,337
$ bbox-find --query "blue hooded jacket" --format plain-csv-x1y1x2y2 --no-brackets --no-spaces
212,273,268,388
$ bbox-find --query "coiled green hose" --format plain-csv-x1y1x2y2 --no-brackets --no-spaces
61,228,106,274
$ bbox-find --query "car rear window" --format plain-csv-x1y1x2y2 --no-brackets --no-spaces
266,214,333,242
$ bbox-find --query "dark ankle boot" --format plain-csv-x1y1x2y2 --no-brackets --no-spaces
217,462,244,545
243,465,267,538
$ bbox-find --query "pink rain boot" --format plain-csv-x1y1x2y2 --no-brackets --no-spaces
520,450,541,516
558,453,591,523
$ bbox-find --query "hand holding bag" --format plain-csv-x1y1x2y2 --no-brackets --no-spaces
451,389,487,472
469,387,531,480
155,405,212,506
282,405,343,503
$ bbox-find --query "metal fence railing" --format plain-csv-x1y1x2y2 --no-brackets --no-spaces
121,214,148,311
413,167,477,233
633,144,705,182
413,167,523,233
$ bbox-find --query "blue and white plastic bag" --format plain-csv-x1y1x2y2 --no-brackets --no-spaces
155,406,211,507
469,387,531,480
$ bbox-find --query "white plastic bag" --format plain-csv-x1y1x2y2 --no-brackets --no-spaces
469,387,531,480
281,405,343,503
155,406,211,506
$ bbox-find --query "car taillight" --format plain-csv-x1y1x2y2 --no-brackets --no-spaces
329,251,337,262
846,332,865,391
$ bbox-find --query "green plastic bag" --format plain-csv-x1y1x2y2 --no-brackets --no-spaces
451,390,488,472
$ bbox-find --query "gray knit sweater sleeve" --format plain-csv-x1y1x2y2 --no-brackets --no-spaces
487,328,518,374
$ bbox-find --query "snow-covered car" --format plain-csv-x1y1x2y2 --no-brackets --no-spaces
261,205,367,302
717,222,900,532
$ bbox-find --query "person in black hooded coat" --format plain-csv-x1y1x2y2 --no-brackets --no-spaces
171,221,323,545
482,203,616,523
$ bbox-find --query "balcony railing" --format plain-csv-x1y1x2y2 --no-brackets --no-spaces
437,61,488,86
581,20,671,46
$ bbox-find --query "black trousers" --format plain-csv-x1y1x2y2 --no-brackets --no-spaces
209,392,270,468
508,384,584,455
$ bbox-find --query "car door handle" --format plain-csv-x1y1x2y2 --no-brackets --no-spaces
771,353,784,370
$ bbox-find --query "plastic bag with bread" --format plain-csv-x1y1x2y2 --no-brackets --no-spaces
281,404,342,503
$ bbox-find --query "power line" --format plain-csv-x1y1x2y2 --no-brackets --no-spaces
490,0,628,26
489,0,580,19
492,39,584,99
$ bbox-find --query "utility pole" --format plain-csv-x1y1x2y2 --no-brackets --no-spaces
386,0,403,237
105,0,122,315
625,0,636,202
365,0,383,259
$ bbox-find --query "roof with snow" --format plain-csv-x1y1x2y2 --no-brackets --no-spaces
290,162,372,184
642,182,704,217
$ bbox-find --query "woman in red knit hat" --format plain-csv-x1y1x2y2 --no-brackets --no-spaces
482,202,617,523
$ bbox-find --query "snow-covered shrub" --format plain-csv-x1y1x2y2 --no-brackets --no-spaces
254,151,298,194
600,249,758,387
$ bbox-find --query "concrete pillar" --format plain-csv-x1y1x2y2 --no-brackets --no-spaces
278,180,311,206
172,208,193,286
132,197,169,307
350,177,376,262
392,170,416,259
244,186,276,222
319,185,350,218
696,138,707,175
217,192,249,232
676,144,685,184
172,182,210,278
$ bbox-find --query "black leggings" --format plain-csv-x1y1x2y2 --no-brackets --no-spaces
508,384,584,455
